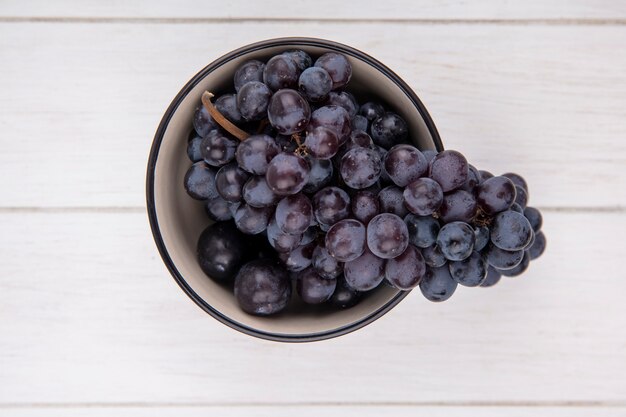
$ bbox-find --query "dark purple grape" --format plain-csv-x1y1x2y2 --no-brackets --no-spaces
449,251,487,287
480,266,502,287
474,225,490,251
340,147,382,189
528,231,546,260
275,193,313,235
348,130,375,149
485,243,524,270
490,210,533,251
197,222,247,282
479,170,494,181
184,161,218,200
429,150,469,192
187,135,204,162
236,134,280,175
234,60,265,92
201,130,238,167
371,112,408,149
499,252,530,277
313,186,350,226
314,52,352,89
263,55,299,91
366,213,409,259
330,276,361,309
515,186,528,208
215,94,243,124
436,221,474,261
344,247,385,291
503,172,528,192
303,157,333,193
422,149,438,163
205,196,237,221
234,259,291,315
308,105,351,143
193,104,217,137
476,176,517,215
439,190,477,223
403,178,443,216
236,81,272,121
423,245,447,268
351,115,368,132
304,126,339,159
351,189,380,225
233,203,272,235
267,89,311,135
359,102,384,122
312,244,343,279
327,91,358,117
384,144,428,187
510,203,524,213
405,214,439,248
279,241,316,272
216,163,249,202
266,217,302,253
325,219,366,262
242,176,279,208
385,245,426,290
266,153,310,196
523,206,543,231
296,267,336,304
460,165,482,192
282,49,312,72
298,67,332,102
300,227,318,246
419,266,457,302
378,186,409,218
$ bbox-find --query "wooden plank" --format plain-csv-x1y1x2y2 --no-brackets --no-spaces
0,23,624,209
1,0,625,20
0,211,624,404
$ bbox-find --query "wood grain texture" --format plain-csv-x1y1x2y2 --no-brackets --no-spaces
0,22,624,208
1,0,625,20
0,211,624,404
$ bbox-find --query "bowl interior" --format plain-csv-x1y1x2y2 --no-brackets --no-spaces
150,40,440,341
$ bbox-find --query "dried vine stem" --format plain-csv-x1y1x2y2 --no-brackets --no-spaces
201,91,250,141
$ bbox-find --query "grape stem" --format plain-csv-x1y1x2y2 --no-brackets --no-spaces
291,133,308,157
201,91,250,141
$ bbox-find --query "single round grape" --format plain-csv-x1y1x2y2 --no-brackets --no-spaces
234,259,291,316
304,126,339,159
490,210,533,251
523,206,543,232
327,91,358,117
419,266,458,302
233,203,272,235
266,153,310,196
303,157,333,193
236,81,272,121
344,247,385,291
314,52,352,89
378,186,409,218
359,101,384,122
485,243,524,270
184,161,219,200
298,66,332,102
385,245,426,290
215,94,243,124
384,144,428,187
351,189,380,225
197,222,247,282
275,193,313,235
330,276,361,309
439,189,477,223
201,130,238,167
187,135,204,162
503,172,528,192
422,245,447,268
459,164,482,193
348,130,375,149
308,105,351,143
371,112,408,149
405,214,440,248
422,149,438,163
510,203,524,213
312,244,343,279
297,267,337,304
278,241,316,272
267,89,311,135
448,251,487,287
242,176,279,208
236,134,280,175
528,231,546,260
325,219,367,262
474,225,490,251
205,196,237,221
340,147,382,189
403,177,443,216
515,185,528,208
282,49,312,72
366,213,409,259
233,60,265,92
313,186,350,227
193,104,217,137
351,115,368,132
479,170,494,181
263,54,299,91
266,217,302,253
216,163,249,202
428,150,469,192
436,221,475,261
480,266,502,287
499,251,530,277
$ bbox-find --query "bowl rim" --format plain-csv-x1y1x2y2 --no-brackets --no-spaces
146,37,444,343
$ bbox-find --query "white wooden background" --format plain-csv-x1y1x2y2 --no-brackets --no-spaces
1,1,625,416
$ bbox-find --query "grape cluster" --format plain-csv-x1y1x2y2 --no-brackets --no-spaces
184,49,547,316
